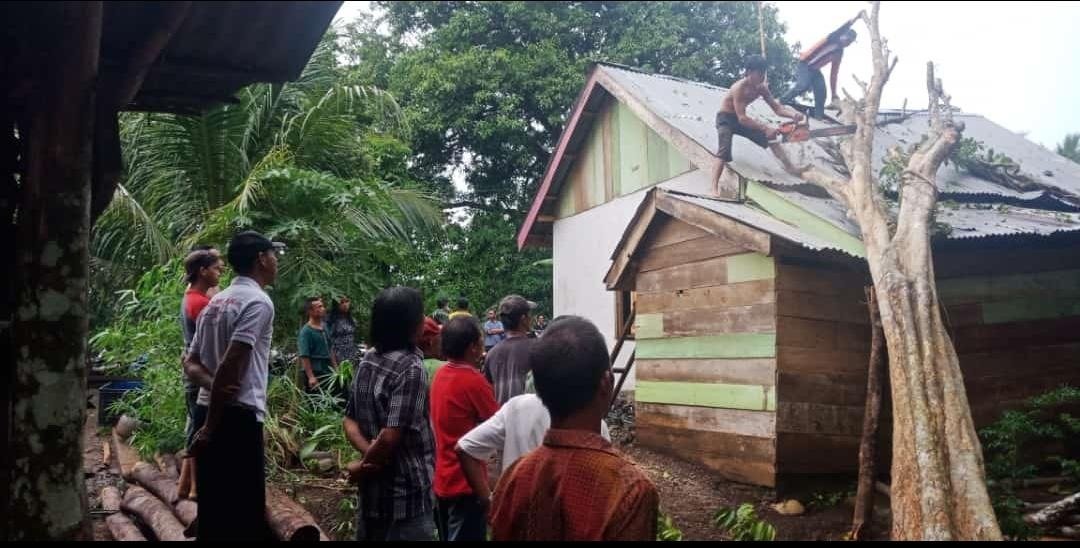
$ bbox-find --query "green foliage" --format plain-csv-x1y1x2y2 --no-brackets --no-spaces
657,512,683,541
331,496,358,539
367,1,795,211
990,490,1037,541
947,137,1036,190
1058,133,1080,164
387,210,553,314
807,489,854,510
90,260,191,458
713,503,776,541
265,372,359,474
978,385,1080,540
90,34,441,341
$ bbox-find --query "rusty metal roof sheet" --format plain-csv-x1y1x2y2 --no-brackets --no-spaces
599,63,1080,243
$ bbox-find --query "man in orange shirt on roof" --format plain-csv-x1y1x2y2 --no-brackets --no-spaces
780,16,860,120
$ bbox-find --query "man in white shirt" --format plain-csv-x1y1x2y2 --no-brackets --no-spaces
185,231,284,541
455,331,610,510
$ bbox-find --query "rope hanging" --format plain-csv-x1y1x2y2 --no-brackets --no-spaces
756,1,767,56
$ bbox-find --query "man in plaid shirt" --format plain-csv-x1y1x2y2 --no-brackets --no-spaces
343,286,436,541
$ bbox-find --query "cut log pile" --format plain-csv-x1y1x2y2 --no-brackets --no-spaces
1023,488,1080,539
102,420,332,541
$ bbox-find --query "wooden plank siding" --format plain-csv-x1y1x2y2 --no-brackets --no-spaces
938,264,1080,429
629,224,779,486
773,252,1080,477
637,425,777,486
555,101,693,219
637,252,775,292
637,358,775,386
774,259,871,474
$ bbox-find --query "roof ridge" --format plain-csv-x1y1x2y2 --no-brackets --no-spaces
592,61,729,93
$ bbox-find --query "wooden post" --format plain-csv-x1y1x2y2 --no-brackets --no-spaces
0,111,20,543
9,1,102,540
851,286,886,540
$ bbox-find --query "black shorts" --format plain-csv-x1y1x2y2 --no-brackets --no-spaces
716,111,770,162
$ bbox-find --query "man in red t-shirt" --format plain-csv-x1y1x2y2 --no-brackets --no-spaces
430,317,499,541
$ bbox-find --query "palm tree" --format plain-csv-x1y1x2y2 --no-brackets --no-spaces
1058,133,1080,164
91,36,441,322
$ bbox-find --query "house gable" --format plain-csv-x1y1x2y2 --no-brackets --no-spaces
555,100,694,219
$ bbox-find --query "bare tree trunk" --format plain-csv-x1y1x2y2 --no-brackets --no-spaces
100,487,123,512
174,499,198,527
800,2,1001,540
851,286,886,540
121,486,187,541
131,462,179,505
9,2,102,540
105,513,146,541
155,453,180,480
1025,492,1080,527
265,487,325,542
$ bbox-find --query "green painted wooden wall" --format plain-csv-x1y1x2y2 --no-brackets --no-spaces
556,101,692,219
634,252,778,411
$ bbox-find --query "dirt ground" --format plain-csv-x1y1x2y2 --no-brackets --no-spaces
84,387,880,541
83,395,130,541
620,443,886,541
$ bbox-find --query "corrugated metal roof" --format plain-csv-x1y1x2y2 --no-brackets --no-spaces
665,190,854,255
599,64,1080,242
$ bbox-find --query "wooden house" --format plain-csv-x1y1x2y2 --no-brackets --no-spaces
517,63,1080,487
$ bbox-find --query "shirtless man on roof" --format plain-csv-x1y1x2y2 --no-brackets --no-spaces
711,54,808,196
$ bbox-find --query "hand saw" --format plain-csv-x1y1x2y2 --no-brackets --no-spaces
777,121,857,143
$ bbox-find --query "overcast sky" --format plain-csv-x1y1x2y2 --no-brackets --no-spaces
335,1,1080,149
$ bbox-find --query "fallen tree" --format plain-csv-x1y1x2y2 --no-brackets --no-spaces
121,486,187,541
265,487,325,542
131,461,178,505
105,513,146,541
174,499,198,527
100,486,123,513
798,2,1000,540
1025,492,1080,527
155,453,179,480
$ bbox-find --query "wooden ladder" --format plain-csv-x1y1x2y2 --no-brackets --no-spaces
609,303,635,409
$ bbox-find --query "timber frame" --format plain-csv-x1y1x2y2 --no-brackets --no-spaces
0,2,340,539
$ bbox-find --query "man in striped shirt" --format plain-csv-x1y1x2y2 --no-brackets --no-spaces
780,16,859,120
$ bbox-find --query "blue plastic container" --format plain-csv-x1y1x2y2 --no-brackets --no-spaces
98,380,144,427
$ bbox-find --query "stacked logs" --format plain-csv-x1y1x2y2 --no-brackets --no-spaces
102,417,331,541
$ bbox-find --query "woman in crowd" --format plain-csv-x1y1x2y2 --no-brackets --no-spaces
328,296,359,366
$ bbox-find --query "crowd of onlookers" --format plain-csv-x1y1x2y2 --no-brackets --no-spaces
177,230,658,541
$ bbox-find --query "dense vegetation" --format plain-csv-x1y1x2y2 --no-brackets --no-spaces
91,1,794,470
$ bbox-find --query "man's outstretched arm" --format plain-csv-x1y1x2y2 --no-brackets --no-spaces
763,88,805,122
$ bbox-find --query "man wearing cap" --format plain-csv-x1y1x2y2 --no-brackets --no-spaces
483,295,537,405
185,231,285,540
419,317,444,385
710,54,808,196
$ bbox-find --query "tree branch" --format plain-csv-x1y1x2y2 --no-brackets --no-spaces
892,62,963,250
801,167,852,205
443,201,522,215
